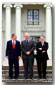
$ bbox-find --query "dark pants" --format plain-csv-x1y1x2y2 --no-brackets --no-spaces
8,57,19,78
23,57,34,78
37,59,47,78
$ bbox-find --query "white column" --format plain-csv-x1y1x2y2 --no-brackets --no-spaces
14,4,23,66
0,3,2,81
3,4,12,66
14,4,23,41
44,4,52,66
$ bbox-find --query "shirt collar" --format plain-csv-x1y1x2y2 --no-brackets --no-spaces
26,39,30,41
12,40,16,43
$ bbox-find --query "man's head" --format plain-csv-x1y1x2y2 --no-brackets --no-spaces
40,35,45,43
11,34,17,40
24,33,30,40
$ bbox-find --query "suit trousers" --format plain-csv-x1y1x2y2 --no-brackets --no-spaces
37,59,47,78
8,57,19,78
23,57,34,78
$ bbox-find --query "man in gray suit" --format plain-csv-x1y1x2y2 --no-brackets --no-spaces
21,33,34,79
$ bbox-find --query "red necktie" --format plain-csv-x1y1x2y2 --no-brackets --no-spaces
12,41,15,48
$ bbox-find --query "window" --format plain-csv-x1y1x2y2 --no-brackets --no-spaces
27,9,39,25
30,36,40,43
30,36,40,48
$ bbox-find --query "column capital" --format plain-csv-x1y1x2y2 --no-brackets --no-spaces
3,3,12,8
14,4,23,8
44,3,52,8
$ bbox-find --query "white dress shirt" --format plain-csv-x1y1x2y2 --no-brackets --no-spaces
12,40,16,45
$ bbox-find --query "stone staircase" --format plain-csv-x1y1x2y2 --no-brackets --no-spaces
2,66,52,83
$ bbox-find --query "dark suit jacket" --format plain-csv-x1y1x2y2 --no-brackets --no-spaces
21,40,34,59
6,40,21,59
36,42,49,60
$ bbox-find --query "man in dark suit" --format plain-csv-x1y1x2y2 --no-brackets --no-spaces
36,35,49,79
6,34,21,79
21,33,34,79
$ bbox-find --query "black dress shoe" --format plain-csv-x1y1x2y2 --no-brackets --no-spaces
24,77,28,79
14,76,18,79
43,77,46,79
29,77,33,79
9,77,13,79
38,76,42,79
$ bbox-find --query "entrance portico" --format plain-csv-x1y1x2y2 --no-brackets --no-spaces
2,2,52,66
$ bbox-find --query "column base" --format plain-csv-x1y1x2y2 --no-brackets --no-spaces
47,59,52,66
19,58,23,66
3,57,23,66
3,57,8,66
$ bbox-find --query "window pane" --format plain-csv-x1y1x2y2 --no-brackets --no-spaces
27,20,33,25
30,36,40,43
28,16,33,19
34,9,39,25
27,9,39,25
34,21,39,25
34,9,39,15
28,10,33,16
27,9,33,25
28,22,33,25
34,16,39,20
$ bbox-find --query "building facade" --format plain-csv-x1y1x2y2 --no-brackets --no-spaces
2,2,52,66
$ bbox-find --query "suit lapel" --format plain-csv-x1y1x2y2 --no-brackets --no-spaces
40,42,42,47
10,40,12,48
43,42,45,46
15,41,17,48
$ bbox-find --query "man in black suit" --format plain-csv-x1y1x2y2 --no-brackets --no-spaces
21,33,34,79
36,35,49,79
6,34,21,79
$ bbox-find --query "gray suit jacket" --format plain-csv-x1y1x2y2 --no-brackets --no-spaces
21,40,34,59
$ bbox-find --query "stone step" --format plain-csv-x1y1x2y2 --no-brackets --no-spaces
2,73,52,79
2,66,52,71
2,72,52,82
2,70,52,73
2,70,52,82
2,70,52,77
2,75,52,80
2,76,52,80
2,73,52,76
2,66,52,82
2,79,52,83
2,71,52,75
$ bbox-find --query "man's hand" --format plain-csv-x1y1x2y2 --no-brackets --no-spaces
6,56,8,58
26,51,30,55
34,49,37,55
42,51,45,53
39,48,42,50
18,56,21,59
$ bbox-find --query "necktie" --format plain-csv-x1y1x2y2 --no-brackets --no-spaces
26,40,28,44
12,41,15,48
